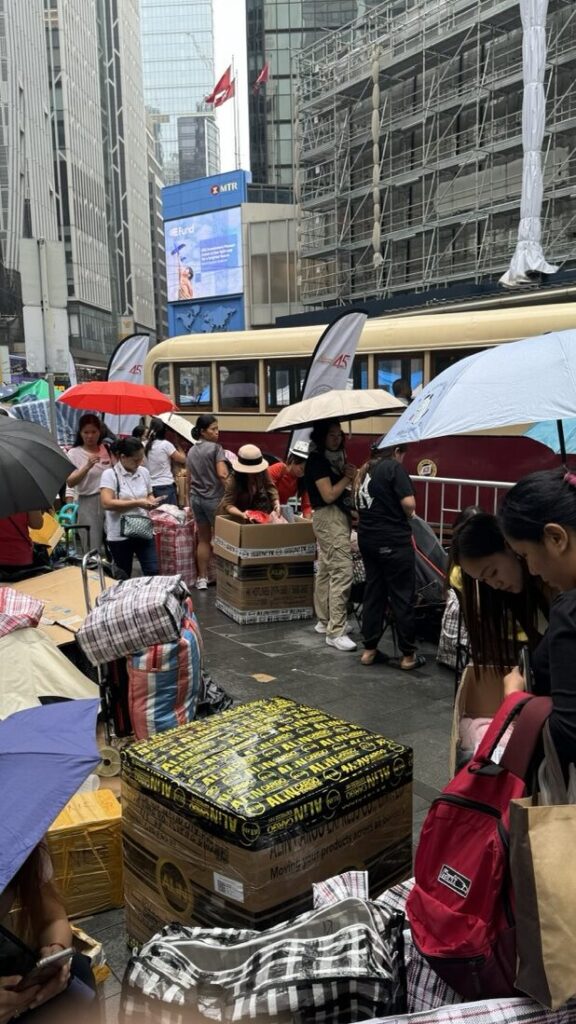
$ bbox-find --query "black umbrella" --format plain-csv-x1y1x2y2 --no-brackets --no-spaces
0,418,73,518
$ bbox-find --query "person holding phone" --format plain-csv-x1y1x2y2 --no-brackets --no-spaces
66,414,111,554
0,843,96,1022
100,437,161,578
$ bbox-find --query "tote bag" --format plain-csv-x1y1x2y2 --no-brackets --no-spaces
510,722,576,1009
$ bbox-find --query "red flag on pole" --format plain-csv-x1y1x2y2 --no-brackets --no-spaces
253,62,270,94
205,66,232,105
214,77,235,108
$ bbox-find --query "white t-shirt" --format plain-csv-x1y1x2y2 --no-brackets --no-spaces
145,439,176,486
67,445,111,495
100,464,152,542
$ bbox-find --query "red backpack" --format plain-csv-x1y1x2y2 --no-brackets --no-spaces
407,691,551,1001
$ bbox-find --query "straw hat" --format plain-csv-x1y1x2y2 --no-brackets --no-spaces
230,444,269,474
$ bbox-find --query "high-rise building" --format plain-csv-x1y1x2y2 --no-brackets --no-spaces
0,0,156,371
246,1,380,186
140,0,220,185
147,123,168,341
295,0,576,308
0,0,59,324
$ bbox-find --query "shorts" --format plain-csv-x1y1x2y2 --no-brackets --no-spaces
191,495,220,526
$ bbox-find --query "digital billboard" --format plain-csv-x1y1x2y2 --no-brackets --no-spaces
165,207,243,302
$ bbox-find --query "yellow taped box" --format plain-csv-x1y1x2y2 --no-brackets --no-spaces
47,789,123,919
121,698,412,943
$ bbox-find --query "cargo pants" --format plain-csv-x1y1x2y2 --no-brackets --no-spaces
312,503,353,638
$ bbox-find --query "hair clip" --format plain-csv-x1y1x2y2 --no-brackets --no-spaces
564,471,576,487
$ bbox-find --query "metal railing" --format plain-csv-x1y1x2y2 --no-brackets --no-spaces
409,474,514,545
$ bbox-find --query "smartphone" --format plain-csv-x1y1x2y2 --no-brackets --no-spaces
11,947,74,991
518,645,534,693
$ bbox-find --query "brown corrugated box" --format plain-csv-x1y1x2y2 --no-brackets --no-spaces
449,665,504,777
47,789,123,918
121,698,412,943
215,556,314,612
213,515,316,566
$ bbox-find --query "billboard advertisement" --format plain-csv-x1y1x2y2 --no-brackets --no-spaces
165,207,243,302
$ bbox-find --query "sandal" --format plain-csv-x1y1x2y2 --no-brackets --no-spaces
400,654,426,671
360,650,390,666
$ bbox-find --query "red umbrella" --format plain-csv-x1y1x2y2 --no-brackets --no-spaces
58,381,174,416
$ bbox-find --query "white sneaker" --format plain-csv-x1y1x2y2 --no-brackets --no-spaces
314,621,327,634
326,634,357,652
196,577,208,590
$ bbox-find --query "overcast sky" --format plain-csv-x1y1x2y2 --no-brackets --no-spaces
212,0,251,173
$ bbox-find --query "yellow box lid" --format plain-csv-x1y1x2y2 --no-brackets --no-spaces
48,788,121,832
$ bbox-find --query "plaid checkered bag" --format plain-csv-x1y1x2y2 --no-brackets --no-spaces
151,507,198,590
127,600,203,740
0,587,44,639
77,575,190,665
122,896,406,1023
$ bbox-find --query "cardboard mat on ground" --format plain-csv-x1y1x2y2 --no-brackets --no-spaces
213,515,316,623
121,697,412,943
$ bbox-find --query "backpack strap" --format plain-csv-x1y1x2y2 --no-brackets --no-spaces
499,694,552,779
471,691,551,781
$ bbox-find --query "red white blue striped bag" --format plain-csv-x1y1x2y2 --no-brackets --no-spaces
127,600,203,740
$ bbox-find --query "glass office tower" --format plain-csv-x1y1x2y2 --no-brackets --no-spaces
246,1,378,186
140,0,220,185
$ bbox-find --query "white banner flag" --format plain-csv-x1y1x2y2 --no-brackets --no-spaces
105,333,151,436
290,310,368,453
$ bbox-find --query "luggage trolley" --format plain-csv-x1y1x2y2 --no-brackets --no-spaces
81,550,123,777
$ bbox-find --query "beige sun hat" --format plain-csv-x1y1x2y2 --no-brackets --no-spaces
230,444,269,474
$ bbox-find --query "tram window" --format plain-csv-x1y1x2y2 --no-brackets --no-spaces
218,361,259,411
154,364,171,395
175,364,211,408
376,355,423,396
432,348,481,377
350,356,368,389
266,359,308,409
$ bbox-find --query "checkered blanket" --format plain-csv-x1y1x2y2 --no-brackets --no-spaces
0,587,44,639
77,575,190,665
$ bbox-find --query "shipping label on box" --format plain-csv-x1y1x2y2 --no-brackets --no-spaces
214,515,316,565
122,699,412,851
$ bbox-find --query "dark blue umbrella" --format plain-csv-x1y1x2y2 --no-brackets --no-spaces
0,699,100,891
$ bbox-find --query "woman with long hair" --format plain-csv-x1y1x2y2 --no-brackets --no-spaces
304,420,357,652
499,468,576,766
449,507,550,675
100,437,162,578
66,414,111,552
186,415,229,589
144,417,186,506
355,443,423,670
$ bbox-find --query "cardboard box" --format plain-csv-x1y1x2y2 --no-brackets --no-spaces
47,789,123,918
449,665,503,777
215,555,314,624
122,698,412,943
213,515,316,566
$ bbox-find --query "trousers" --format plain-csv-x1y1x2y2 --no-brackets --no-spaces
108,538,158,578
359,538,416,655
312,504,353,638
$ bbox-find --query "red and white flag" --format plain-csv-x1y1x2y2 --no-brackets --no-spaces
205,66,234,107
105,333,151,436
253,62,270,94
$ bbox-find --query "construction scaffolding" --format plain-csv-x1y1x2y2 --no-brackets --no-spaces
293,0,576,307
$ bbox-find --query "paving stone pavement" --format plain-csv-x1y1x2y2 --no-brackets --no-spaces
80,590,455,1021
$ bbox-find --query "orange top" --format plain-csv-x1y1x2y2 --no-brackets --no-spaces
267,462,312,517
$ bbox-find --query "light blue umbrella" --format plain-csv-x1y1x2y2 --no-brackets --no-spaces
525,418,576,455
380,329,576,461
